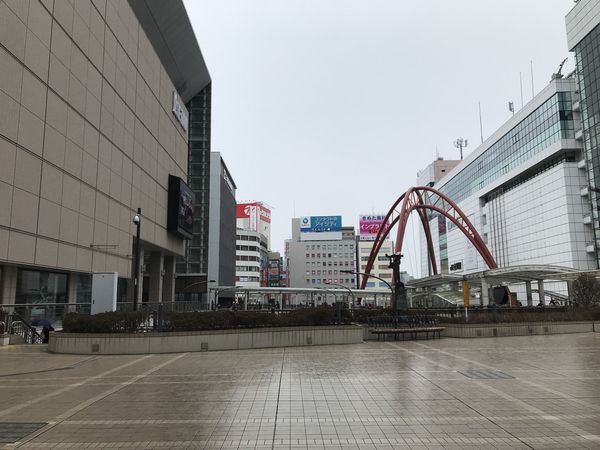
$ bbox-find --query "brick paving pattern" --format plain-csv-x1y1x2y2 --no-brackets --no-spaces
0,333,599,448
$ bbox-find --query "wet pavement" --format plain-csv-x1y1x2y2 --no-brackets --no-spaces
0,333,599,449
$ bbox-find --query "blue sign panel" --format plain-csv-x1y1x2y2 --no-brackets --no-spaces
300,216,342,232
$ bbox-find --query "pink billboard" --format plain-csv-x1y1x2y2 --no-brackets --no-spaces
359,214,388,240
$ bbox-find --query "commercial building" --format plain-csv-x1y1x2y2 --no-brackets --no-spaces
267,251,286,287
0,0,207,308
417,158,461,187
236,201,271,249
287,216,357,291
235,228,267,287
566,0,600,266
356,214,394,289
418,77,595,302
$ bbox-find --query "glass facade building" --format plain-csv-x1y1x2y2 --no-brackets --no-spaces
572,23,600,259
437,92,575,204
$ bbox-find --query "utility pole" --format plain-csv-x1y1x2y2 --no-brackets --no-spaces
454,138,468,160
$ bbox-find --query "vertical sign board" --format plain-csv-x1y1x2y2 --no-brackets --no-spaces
172,91,189,131
167,175,194,240
91,272,118,314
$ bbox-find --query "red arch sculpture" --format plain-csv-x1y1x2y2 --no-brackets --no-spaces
360,186,497,290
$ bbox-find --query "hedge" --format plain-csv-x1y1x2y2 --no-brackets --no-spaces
62,306,351,333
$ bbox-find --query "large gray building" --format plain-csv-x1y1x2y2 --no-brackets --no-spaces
287,217,356,291
567,0,600,266
0,0,210,309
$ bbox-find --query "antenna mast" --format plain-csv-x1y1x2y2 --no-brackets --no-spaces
454,138,468,160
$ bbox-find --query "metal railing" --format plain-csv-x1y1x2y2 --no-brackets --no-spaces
1,310,43,344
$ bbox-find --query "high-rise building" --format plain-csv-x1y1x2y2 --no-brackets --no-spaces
267,251,286,287
417,77,594,301
287,216,356,290
0,0,208,307
566,0,600,266
417,158,461,187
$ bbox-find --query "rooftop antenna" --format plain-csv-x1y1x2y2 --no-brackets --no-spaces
508,101,515,115
478,101,484,144
454,138,468,160
530,60,535,97
519,72,524,108
551,57,568,81
435,145,440,160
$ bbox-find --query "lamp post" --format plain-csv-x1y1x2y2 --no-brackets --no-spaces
132,208,141,312
340,269,393,308
324,281,355,309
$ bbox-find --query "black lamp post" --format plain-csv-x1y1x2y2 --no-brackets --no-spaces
133,208,141,311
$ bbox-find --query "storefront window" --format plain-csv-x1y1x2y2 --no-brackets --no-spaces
16,269,68,305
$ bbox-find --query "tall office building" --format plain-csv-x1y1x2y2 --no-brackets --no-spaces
417,78,594,300
287,216,356,290
235,228,267,287
0,0,208,306
566,0,600,266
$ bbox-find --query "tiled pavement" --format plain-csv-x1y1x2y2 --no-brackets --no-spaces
0,333,599,449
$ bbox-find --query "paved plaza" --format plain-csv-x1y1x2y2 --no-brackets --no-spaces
0,334,599,449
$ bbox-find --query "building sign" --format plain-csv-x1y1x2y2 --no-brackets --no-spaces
300,216,342,233
172,91,189,131
167,175,194,239
237,203,271,226
359,214,388,240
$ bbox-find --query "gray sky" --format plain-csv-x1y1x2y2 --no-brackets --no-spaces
183,0,575,276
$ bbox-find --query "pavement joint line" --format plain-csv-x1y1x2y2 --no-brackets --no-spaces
409,341,600,443
411,340,600,412
12,353,188,448
0,355,152,418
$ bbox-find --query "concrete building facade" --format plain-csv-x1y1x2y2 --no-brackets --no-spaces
0,0,206,308
235,228,267,287
287,217,357,290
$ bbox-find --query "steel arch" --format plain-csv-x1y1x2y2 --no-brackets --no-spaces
360,186,497,290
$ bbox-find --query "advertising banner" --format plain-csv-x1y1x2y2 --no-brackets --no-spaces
359,214,388,240
300,216,342,233
167,175,194,240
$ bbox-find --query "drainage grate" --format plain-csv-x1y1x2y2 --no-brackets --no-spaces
459,369,514,379
0,423,47,443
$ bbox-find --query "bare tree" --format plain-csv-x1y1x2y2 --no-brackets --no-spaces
572,274,600,306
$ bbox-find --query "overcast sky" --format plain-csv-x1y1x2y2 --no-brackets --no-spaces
183,0,575,277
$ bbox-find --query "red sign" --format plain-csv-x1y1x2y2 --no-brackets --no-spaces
236,203,271,223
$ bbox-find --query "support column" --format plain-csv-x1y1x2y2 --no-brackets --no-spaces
147,252,164,303
162,256,175,303
525,281,533,307
481,277,489,306
245,291,250,310
566,280,574,305
0,266,18,308
537,279,545,306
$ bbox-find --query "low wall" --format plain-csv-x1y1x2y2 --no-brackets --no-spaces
442,321,597,338
48,325,364,354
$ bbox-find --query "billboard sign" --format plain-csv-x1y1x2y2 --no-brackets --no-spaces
359,214,388,240
167,175,194,240
300,216,342,233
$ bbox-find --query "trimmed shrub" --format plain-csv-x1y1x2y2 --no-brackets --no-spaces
62,306,350,333
62,311,152,333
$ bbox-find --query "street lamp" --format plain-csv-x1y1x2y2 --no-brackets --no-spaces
340,269,393,308
132,208,141,312
324,281,355,308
